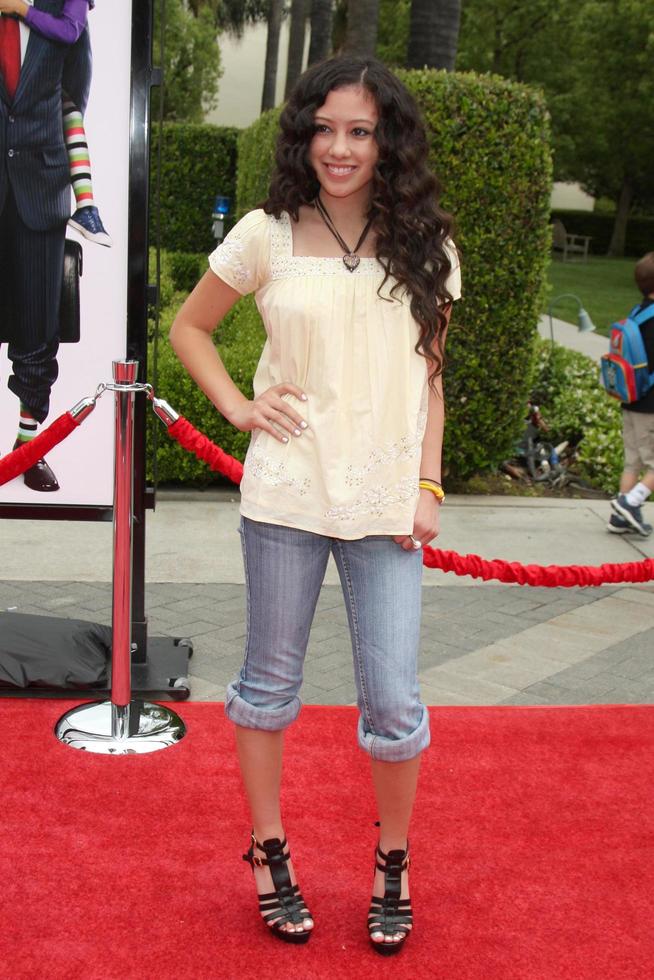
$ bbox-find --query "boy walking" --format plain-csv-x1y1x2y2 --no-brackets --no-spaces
609,252,654,536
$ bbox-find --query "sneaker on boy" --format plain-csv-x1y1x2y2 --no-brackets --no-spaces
611,494,653,536
68,206,113,247
606,513,652,534
607,514,631,534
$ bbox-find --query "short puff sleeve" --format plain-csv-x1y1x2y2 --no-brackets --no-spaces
208,209,270,295
443,238,462,302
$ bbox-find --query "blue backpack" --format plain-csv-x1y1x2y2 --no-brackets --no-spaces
600,305,654,403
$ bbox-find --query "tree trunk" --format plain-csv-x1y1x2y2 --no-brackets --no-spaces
285,0,309,96
407,0,462,71
261,0,284,111
308,0,334,64
607,178,633,257
342,0,379,58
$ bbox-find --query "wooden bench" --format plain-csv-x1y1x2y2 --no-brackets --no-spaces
551,219,592,262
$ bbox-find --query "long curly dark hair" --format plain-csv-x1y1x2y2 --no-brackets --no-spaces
263,57,457,379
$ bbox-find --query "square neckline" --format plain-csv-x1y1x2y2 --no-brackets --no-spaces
275,211,380,272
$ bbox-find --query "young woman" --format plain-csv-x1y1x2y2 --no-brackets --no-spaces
170,57,461,956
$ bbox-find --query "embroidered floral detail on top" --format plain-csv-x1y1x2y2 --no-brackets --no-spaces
244,444,311,495
269,212,382,280
324,475,419,521
210,238,252,290
344,411,427,488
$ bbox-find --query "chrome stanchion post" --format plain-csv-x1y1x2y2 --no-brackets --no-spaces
111,359,137,733
55,362,186,754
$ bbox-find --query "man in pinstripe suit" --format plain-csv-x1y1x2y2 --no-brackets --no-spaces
0,2,70,492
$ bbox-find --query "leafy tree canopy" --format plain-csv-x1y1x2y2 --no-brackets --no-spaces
557,0,654,211
455,0,654,237
376,0,410,65
155,0,223,123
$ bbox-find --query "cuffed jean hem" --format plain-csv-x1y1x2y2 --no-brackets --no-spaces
225,680,302,731
357,703,431,761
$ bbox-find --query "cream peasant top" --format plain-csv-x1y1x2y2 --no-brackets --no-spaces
208,208,461,539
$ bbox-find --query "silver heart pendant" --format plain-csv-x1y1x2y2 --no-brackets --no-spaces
343,253,360,272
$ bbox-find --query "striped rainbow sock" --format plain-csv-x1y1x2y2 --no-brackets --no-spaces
17,403,38,444
63,99,95,209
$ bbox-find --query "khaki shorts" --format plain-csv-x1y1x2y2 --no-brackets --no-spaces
622,410,654,473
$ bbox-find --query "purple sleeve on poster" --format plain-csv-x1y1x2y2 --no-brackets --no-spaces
25,0,90,45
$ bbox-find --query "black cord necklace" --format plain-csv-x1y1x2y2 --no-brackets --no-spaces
314,196,374,272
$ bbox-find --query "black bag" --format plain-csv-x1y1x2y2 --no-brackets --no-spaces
0,613,110,689
60,238,83,343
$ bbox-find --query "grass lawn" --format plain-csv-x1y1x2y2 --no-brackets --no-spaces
545,256,638,336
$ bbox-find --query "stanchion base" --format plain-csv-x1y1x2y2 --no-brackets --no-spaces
54,699,186,754
0,633,193,701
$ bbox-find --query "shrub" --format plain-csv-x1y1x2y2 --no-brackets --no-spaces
551,209,654,258
150,123,239,253
168,251,206,293
236,70,552,479
235,109,280,219
532,338,623,492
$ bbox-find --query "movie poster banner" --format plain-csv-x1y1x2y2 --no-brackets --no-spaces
0,0,133,507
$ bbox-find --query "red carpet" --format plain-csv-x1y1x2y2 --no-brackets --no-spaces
1,702,652,980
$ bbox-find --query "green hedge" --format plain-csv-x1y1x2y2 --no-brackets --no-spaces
150,123,239,253
236,70,552,479
551,209,654,258
235,110,280,219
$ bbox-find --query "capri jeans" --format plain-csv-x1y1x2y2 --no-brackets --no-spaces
225,517,430,762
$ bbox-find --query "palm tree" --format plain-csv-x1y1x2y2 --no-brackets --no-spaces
407,0,461,71
285,0,309,96
342,0,379,57
261,0,284,111
308,0,334,64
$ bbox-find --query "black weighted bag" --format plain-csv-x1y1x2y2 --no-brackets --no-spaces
0,612,109,689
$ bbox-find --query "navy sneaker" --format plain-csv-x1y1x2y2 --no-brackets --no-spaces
607,513,632,534
611,494,652,537
68,206,112,247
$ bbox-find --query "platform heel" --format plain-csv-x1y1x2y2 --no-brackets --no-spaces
243,832,313,944
368,841,413,955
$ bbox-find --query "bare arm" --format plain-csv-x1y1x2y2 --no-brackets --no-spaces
169,270,308,442
418,369,445,485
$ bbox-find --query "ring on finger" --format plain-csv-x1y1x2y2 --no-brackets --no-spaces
409,535,422,550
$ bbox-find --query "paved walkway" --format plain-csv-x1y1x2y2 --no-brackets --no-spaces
2,491,653,706
537,314,606,361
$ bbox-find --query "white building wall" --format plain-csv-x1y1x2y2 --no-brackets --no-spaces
207,21,309,129
550,182,595,212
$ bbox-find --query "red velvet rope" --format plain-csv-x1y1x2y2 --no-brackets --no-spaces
0,412,78,486
421,545,654,587
168,416,244,484
166,415,654,587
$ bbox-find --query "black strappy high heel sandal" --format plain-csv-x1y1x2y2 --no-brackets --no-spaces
368,841,413,956
243,832,313,945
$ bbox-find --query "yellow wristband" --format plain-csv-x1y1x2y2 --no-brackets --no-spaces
419,480,445,503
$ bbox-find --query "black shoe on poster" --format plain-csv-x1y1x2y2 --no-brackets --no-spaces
12,441,60,492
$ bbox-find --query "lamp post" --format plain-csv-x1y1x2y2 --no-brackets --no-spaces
212,194,231,243
547,293,596,344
